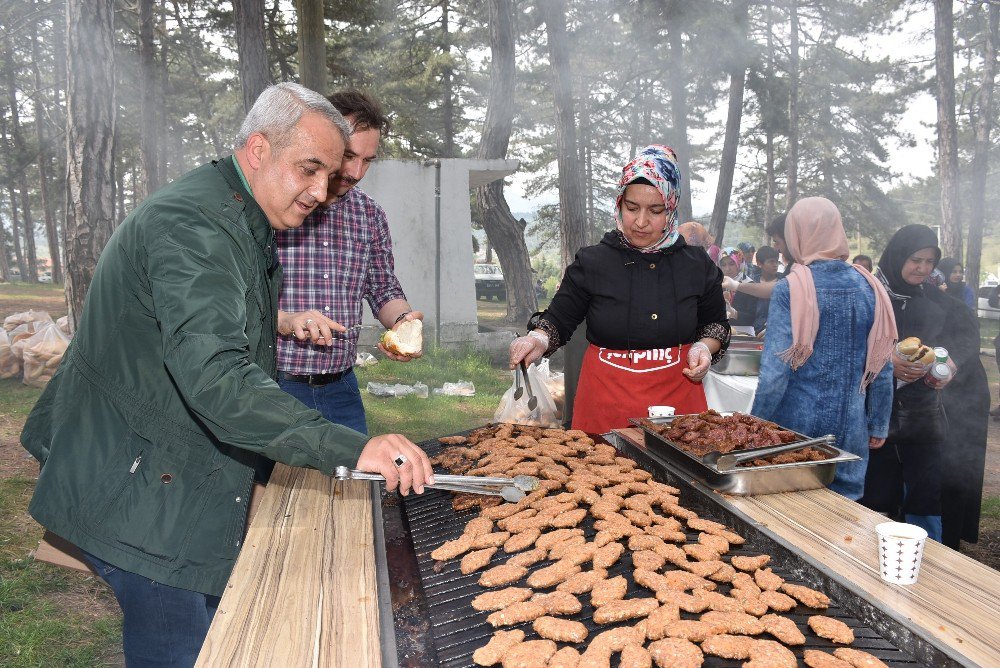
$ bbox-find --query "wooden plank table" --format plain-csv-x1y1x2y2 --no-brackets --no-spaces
617,427,1000,668
196,464,381,668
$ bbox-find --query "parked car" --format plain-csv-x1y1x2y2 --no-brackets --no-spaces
977,284,1000,320
474,263,506,301
39,272,52,283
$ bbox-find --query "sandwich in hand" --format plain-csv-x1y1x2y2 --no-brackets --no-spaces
896,337,936,365
381,319,423,356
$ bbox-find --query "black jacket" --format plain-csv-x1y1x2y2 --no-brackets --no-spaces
540,232,729,351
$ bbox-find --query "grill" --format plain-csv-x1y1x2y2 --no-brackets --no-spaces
377,431,947,668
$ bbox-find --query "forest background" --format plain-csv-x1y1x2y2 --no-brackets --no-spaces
0,0,997,325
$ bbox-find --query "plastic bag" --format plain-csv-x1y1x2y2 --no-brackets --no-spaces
354,351,379,368
22,323,70,388
3,310,52,332
493,363,560,427
56,315,73,337
0,329,19,379
366,381,429,398
433,381,476,396
534,358,566,421
8,322,42,361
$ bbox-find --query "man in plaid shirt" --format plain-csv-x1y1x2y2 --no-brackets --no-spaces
276,90,421,434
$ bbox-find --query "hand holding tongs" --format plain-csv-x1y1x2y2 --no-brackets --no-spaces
519,360,538,411
702,434,835,472
335,466,539,503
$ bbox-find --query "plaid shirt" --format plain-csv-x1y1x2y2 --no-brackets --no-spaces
276,187,406,374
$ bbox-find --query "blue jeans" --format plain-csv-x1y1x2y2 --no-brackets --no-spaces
278,369,368,434
81,551,219,668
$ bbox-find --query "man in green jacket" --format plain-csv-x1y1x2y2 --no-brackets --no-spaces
20,82,434,667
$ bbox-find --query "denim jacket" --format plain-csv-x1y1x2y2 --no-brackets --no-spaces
751,260,893,500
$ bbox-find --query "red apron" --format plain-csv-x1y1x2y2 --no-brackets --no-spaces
571,343,708,434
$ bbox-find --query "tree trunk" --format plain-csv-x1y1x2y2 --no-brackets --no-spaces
6,71,39,283
234,0,272,112
268,0,296,81
65,0,117,326
5,182,27,279
786,0,799,208
0,191,9,280
540,0,588,269
441,0,456,157
667,22,693,223
474,0,536,324
295,0,326,93
935,0,962,260
764,0,776,228
158,0,169,181
708,0,750,246
966,0,998,291
138,0,160,197
31,18,63,284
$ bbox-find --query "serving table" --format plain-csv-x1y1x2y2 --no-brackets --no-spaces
197,430,1000,667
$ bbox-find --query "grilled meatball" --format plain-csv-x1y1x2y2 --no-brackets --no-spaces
833,648,890,668
532,616,588,643
700,610,766,635
530,590,583,615
647,637,704,668
731,554,771,571
808,615,855,644
590,575,628,608
479,564,528,588
461,547,497,574
745,639,797,668
804,649,854,668
759,590,797,613
701,633,755,660
781,582,831,609
592,597,660,624
760,614,806,645
500,639,557,668
472,586,533,611
472,629,524,666
486,600,547,627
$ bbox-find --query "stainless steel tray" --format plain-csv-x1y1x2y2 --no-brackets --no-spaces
711,339,762,376
628,414,861,496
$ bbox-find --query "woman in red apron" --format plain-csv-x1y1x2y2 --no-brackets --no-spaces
509,145,731,434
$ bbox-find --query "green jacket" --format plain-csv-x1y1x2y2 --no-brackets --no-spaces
21,158,368,596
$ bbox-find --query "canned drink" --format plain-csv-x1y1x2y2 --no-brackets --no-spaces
924,360,952,389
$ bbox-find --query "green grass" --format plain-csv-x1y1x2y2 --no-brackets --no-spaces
979,317,999,350
0,475,122,667
981,496,1000,520
356,345,511,442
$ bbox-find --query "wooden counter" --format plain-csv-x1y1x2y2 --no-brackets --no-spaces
198,433,999,667
616,427,1000,668
196,464,381,668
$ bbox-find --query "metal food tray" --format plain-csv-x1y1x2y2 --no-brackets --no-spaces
629,414,861,495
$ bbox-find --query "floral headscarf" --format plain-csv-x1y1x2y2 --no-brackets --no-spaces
718,247,746,281
614,144,682,252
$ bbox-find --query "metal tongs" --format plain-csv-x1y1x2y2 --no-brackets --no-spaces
334,467,540,503
701,434,835,472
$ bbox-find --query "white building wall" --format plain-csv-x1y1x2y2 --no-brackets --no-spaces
357,158,518,345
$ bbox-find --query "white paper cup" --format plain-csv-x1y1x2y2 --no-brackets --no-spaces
648,406,675,418
875,521,928,585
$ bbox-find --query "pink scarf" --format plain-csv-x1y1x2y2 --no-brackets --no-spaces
781,197,897,389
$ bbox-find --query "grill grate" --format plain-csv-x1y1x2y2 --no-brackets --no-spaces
393,435,925,668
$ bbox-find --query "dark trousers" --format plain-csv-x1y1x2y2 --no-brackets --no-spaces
82,551,219,668
277,368,368,434
862,400,946,528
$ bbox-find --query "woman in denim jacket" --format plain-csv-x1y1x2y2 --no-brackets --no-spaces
751,198,896,500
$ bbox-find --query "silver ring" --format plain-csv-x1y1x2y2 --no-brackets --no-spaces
304,318,314,325
393,454,408,467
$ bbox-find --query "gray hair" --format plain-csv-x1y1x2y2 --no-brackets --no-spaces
234,82,351,152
